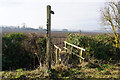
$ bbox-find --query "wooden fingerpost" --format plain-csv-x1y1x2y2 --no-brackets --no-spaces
46,5,54,70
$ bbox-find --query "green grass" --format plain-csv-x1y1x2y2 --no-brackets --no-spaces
1,62,120,79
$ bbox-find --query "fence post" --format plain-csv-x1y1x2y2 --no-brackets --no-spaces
55,49,59,64
64,42,67,52
79,50,82,63
46,5,54,70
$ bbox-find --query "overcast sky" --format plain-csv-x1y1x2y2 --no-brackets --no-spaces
0,0,109,31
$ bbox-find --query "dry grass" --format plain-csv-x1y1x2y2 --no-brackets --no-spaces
1,61,120,79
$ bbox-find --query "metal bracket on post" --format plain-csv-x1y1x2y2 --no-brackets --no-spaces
46,5,54,70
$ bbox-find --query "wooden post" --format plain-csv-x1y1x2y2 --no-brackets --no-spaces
79,50,82,63
64,42,67,53
46,5,54,70
55,49,59,64
71,47,73,58
70,46,73,54
55,49,58,64
46,5,51,70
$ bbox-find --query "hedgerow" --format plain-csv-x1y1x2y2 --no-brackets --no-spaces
66,33,120,60
2,33,46,70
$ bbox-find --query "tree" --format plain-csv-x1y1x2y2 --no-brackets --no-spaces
101,1,120,48
118,1,120,27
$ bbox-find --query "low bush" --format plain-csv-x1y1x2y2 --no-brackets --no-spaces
66,33,120,60
2,33,46,70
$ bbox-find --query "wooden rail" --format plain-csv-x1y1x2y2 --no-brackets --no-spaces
63,41,85,63
63,47,85,60
54,44,61,64
53,41,85,64
64,41,85,51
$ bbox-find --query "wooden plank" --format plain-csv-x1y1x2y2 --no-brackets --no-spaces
79,50,83,63
72,52,84,60
63,47,85,60
54,45,62,52
64,42,67,53
64,41,85,51
54,45,62,64
65,42,67,48
55,49,59,64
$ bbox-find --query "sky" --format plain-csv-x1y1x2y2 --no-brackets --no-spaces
0,0,109,31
